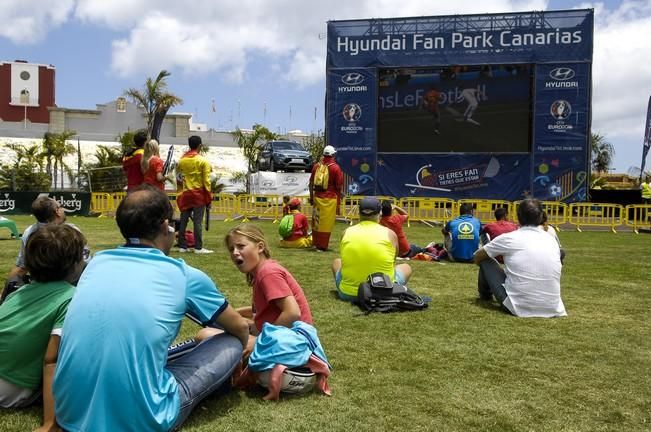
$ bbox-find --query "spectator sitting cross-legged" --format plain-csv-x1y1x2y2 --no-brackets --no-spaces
473,198,567,318
279,198,313,249
480,207,518,245
379,200,422,258
53,185,249,432
441,203,481,263
0,224,86,432
332,197,412,303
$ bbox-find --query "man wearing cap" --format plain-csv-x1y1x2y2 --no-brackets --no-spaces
279,198,312,248
331,197,412,302
309,145,344,251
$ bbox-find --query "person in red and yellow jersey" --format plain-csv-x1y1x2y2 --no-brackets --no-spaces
122,129,148,192
176,136,213,254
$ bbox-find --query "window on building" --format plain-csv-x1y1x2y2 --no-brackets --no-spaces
116,97,127,112
20,89,30,105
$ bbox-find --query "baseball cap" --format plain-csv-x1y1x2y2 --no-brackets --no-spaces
359,197,381,216
288,198,301,209
323,145,337,156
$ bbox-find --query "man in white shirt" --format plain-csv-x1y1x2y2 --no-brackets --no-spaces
473,198,567,318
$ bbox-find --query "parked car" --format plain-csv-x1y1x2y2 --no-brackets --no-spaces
257,141,313,172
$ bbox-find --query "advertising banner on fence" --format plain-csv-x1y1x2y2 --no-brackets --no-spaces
0,192,91,215
249,172,310,196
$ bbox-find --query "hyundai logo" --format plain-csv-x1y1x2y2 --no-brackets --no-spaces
262,180,275,187
341,73,364,86
285,176,298,183
549,67,575,81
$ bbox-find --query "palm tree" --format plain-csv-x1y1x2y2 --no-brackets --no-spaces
42,130,76,189
124,70,183,141
591,132,615,174
0,143,50,191
231,124,278,193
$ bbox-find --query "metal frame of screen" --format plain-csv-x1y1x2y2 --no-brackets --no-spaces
325,9,594,202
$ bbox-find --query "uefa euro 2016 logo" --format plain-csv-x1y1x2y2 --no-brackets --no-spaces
550,100,571,120
343,103,362,122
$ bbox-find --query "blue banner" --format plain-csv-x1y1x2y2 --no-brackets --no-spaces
377,154,530,200
328,10,593,68
641,96,651,176
531,63,591,202
326,68,377,195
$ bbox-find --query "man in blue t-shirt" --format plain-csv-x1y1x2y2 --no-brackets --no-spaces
442,203,481,262
53,186,249,432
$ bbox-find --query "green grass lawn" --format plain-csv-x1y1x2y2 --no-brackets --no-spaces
0,215,649,431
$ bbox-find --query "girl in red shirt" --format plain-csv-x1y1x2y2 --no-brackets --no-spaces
225,224,313,357
140,139,165,190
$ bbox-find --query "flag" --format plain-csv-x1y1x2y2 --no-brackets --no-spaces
641,95,651,178
211,98,216,113
314,106,317,120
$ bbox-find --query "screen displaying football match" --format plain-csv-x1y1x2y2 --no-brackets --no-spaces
377,64,533,153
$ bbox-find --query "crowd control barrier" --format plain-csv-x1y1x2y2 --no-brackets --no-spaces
88,192,651,233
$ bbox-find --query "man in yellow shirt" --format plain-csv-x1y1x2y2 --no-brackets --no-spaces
331,197,412,302
641,177,651,204
176,136,213,254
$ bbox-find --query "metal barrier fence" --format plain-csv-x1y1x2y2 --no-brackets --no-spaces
89,192,651,233
624,205,651,234
568,203,623,233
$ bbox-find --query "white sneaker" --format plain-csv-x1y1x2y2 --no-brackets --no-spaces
194,248,214,254
178,248,189,253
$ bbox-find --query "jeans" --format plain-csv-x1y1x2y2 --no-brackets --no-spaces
167,333,243,430
477,259,509,306
179,206,206,249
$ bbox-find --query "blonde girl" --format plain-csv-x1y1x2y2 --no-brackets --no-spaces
141,139,165,190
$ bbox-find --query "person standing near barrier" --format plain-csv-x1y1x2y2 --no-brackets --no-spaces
473,198,566,318
176,135,213,254
141,139,166,190
122,129,148,193
309,145,343,252
641,176,651,204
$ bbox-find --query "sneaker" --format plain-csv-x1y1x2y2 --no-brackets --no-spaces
194,248,214,254
178,248,189,253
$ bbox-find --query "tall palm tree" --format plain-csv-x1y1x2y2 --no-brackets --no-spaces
124,70,183,141
591,132,615,174
43,130,76,189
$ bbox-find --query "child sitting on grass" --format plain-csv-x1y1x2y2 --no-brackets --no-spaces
225,223,313,357
0,224,86,432
279,198,313,249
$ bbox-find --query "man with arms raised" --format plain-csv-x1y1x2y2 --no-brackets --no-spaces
53,185,249,431
332,197,412,302
473,198,567,318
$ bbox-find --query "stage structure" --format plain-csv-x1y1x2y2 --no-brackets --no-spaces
326,9,594,202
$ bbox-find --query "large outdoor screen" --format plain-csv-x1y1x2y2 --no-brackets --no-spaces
377,64,533,153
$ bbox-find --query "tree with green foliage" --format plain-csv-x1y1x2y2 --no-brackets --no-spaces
591,132,615,174
42,130,77,189
0,143,50,191
83,145,126,192
303,129,326,163
231,124,278,173
124,70,183,141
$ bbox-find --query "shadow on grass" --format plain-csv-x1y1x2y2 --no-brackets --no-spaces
472,298,507,314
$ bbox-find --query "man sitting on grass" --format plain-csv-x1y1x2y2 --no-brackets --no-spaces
480,207,518,244
0,224,86,432
473,198,567,318
53,185,249,432
332,197,412,302
379,200,422,258
441,202,481,262
2,196,90,303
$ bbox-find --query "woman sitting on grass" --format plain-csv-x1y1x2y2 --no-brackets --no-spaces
0,224,86,432
279,198,313,249
225,224,313,357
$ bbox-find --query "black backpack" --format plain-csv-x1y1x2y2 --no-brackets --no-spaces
356,272,428,314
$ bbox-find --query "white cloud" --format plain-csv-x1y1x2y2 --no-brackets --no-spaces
0,0,74,43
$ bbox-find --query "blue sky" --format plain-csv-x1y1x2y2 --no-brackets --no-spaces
1,0,650,172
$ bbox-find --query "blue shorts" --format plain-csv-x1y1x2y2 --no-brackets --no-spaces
334,269,406,303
